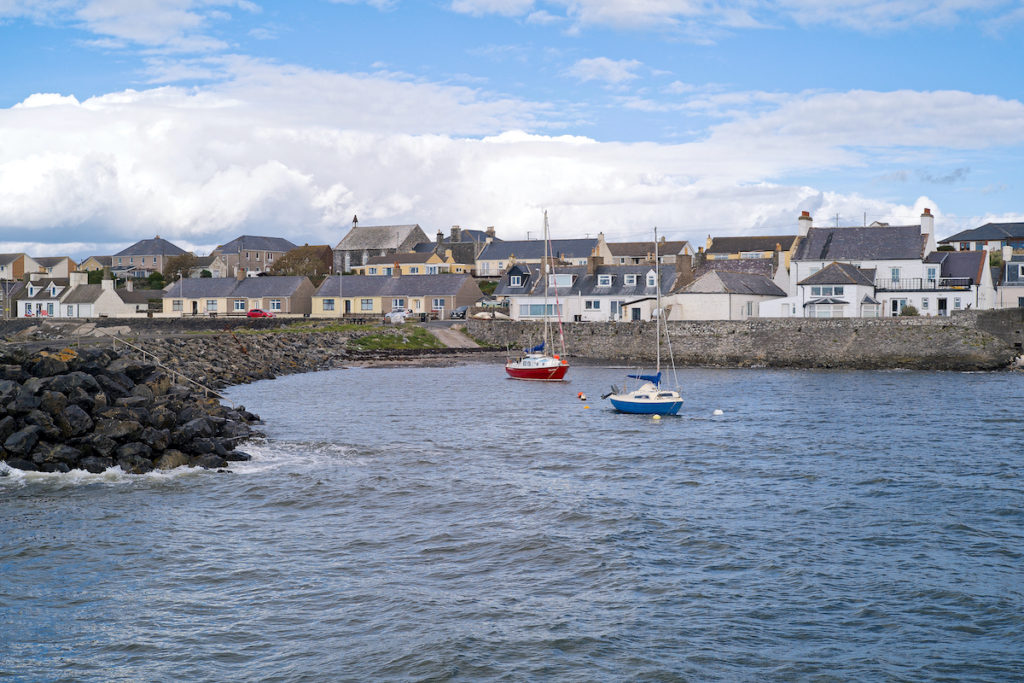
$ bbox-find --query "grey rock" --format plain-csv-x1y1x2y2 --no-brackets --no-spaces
93,419,143,442
38,390,68,418
64,405,94,437
154,449,189,470
47,371,101,394
0,415,16,444
139,427,170,452
31,356,69,377
79,455,113,473
4,457,38,471
190,453,227,469
39,462,70,473
4,426,41,456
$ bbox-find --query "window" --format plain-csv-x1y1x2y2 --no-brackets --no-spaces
519,303,560,317
153,257,157,264
172,300,183,312
646,272,657,287
245,252,249,259
740,252,762,259
232,300,244,312
811,285,844,296
206,299,217,311
921,298,929,310
118,257,122,264
369,267,378,275
270,299,282,311
268,253,273,261
809,303,844,318
954,297,961,309
67,306,74,316
509,275,522,287
323,299,335,311
597,274,611,286
427,266,439,274
383,267,392,276
927,267,937,283
24,303,31,315
624,274,637,286
360,298,373,311
432,298,445,310
410,267,419,274
745,301,753,316
129,257,134,264
890,267,900,282
584,300,600,310
255,252,260,261
46,303,53,316
610,301,622,316
549,273,573,288
392,298,405,310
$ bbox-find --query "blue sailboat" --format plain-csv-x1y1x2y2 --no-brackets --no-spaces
604,229,683,415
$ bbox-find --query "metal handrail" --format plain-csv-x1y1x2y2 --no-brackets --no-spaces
93,328,233,406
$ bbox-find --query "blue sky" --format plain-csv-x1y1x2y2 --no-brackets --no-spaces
1,0,1023,259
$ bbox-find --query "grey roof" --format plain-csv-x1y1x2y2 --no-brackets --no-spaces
62,284,105,304
478,238,597,261
115,237,187,258
80,255,112,267
607,240,689,257
794,225,926,261
33,256,72,267
695,257,774,279
495,264,678,298
232,276,309,298
163,277,241,298
862,294,881,305
682,271,786,296
117,288,155,304
24,279,69,300
335,225,425,251
706,235,796,254
804,297,849,306
314,273,474,298
933,250,986,282
799,262,875,286
0,253,24,267
215,235,298,254
940,222,1024,244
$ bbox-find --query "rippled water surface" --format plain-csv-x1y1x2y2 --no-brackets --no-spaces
3,363,1024,681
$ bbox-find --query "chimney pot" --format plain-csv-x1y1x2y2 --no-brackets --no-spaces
801,211,810,217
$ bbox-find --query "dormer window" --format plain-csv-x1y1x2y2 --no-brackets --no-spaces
646,271,657,287
597,274,612,287
510,275,522,287
624,274,637,286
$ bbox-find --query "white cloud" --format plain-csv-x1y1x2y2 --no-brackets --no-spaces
1,58,1021,257
565,57,643,84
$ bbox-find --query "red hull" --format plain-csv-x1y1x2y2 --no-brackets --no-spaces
505,360,569,381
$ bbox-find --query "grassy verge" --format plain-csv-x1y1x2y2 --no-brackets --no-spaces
347,324,445,351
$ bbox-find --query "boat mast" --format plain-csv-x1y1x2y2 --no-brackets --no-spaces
654,227,662,375
542,210,550,351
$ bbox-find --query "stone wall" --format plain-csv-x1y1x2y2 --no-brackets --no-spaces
466,314,1021,370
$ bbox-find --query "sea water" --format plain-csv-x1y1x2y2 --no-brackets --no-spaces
2,363,1023,680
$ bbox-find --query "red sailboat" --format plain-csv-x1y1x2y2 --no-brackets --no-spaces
505,211,569,381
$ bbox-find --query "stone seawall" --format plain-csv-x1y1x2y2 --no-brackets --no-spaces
467,312,1023,370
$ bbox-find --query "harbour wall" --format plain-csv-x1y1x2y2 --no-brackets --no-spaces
466,310,1024,370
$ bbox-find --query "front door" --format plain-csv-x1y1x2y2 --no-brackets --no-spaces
631,307,641,321
191,301,198,315
937,298,948,316
344,300,351,314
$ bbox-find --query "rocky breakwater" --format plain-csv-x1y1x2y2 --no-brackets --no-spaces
0,347,262,475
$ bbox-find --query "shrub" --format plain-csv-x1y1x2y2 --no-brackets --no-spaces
899,305,919,316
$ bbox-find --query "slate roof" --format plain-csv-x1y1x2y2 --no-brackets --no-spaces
695,257,774,279
682,271,786,296
939,222,1024,244
706,235,796,254
117,288,155,304
62,285,105,304
793,225,926,261
932,250,987,282
24,279,69,300
80,255,112,267
33,256,73,267
495,264,677,298
334,225,424,251
232,276,309,298
115,237,187,257
607,240,689,257
799,262,875,286
163,278,243,298
314,273,474,297
0,253,23,267
215,235,298,254
478,238,597,261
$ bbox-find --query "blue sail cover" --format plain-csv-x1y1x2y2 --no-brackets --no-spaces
525,342,545,353
627,372,661,385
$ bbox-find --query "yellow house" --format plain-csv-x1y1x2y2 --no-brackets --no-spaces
78,255,112,272
704,234,798,268
312,273,483,318
351,249,471,276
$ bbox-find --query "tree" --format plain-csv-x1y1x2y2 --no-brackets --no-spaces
900,305,920,316
147,271,165,288
87,269,104,285
163,253,198,282
200,270,212,278
269,245,334,285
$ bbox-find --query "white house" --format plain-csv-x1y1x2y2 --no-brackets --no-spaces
666,270,786,321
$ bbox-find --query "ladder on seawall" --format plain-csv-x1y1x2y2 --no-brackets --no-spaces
95,329,235,407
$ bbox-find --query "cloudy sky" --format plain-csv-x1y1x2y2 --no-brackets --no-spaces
1,0,1023,259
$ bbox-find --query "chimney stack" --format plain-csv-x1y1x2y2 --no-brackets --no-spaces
675,253,694,286
485,226,495,238
392,261,401,278
798,210,813,237
450,225,462,243
436,230,444,245
920,207,934,237
587,255,603,275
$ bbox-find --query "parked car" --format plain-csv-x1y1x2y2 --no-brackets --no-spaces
450,305,469,319
247,309,273,318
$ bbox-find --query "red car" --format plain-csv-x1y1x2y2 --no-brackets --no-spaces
247,309,273,318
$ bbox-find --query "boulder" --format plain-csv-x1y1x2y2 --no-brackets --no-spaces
224,450,252,462
190,453,227,469
79,455,114,474
115,396,150,409
93,419,143,442
116,448,154,474
38,390,68,418
154,449,189,470
23,410,62,440
8,391,41,414
4,426,41,456
0,415,16,444
148,405,177,430
139,427,170,452
63,405,94,437
4,457,38,471
0,379,20,404
30,356,68,377
95,372,134,399
171,417,215,445
71,433,118,459
39,461,70,473
48,371,101,394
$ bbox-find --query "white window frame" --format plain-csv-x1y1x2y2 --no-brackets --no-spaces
392,298,405,310
597,274,612,287
233,300,246,312
360,298,373,311
584,299,600,310
323,298,335,311
270,299,282,312
510,275,522,287
206,299,218,312
432,297,446,310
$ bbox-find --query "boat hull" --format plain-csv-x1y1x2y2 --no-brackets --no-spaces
608,396,683,415
505,355,569,381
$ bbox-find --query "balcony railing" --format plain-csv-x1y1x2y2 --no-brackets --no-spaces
874,277,973,291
